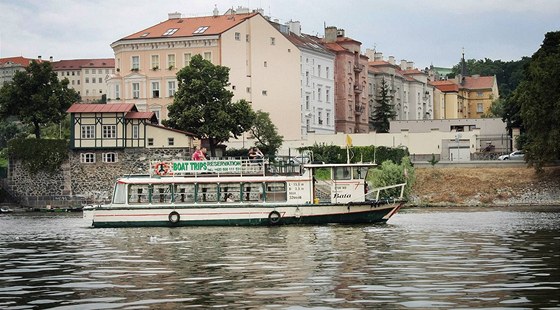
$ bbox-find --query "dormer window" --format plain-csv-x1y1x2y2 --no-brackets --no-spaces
193,26,209,34
163,28,179,36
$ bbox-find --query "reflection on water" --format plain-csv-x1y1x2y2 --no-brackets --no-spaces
1,207,559,309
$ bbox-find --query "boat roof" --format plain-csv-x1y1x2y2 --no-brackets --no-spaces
304,162,377,168
117,174,310,184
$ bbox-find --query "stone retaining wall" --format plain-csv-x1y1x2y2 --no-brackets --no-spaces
6,148,192,207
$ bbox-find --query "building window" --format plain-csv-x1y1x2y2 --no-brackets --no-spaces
163,28,179,36
326,112,330,125
151,55,159,69
326,88,330,103
246,87,251,93
167,54,176,69
477,102,484,113
318,87,322,101
102,125,116,139
318,111,323,125
92,78,96,84
305,71,309,86
204,52,211,61
168,81,176,97
80,125,95,139
184,53,191,66
132,125,139,139
305,95,310,110
477,91,483,97
80,153,95,163
132,56,139,70
264,61,267,67
193,26,209,34
98,77,102,83
262,90,268,96
152,81,160,98
132,83,140,99
317,65,321,77
102,153,118,163
235,32,240,40
85,77,89,83
168,138,175,146
270,37,276,45
115,84,120,99
85,69,89,74
148,138,154,146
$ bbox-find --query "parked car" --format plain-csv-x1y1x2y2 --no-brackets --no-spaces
498,150,525,160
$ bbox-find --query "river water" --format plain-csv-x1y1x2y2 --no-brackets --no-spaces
1,206,559,309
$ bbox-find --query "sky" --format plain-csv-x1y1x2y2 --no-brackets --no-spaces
1,0,559,69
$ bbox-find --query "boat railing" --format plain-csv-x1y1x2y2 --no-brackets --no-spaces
366,183,407,202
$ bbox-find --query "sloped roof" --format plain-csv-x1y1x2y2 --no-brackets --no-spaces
284,33,334,55
125,111,155,119
0,56,40,66
431,80,459,92
463,76,495,90
147,123,196,137
117,13,258,42
67,103,137,113
52,58,115,70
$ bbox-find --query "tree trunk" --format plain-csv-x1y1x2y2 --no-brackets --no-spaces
208,137,216,158
33,121,41,139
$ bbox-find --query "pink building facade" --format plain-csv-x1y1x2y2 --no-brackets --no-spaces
323,27,369,134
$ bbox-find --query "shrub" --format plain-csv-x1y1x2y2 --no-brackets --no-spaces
7,138,68,174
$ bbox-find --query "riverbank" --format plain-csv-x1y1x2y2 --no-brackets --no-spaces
410,165,560,207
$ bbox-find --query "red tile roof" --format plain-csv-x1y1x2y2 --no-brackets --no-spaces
147,123,196,136
52,59,115,70
118,13,258,41
0,56,41,66
125,111,155,119
431,80,459,92
463,76,495,90
67,103,137,113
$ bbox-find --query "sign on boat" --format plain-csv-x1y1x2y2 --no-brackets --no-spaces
83,158,406,227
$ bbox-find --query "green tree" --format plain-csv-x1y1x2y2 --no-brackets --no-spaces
163,55,255,156
250,110,283,156
370,78,396,133
0,61,80,138
515,31,560,170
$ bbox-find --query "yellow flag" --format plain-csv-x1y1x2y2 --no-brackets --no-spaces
346,134,352,147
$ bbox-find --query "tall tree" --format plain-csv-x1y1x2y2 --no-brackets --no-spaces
163,54,255,156
515,31,560,170
249,110,283,156
0,61,79,139
370,78,396,133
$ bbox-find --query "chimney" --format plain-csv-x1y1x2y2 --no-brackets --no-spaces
38,56,42,60
374,52,383,61
400,60,407,70
287,20,301,36
213,5,219,16
407,61,414,70
336,28,345,37
324,26,337,43
168,12,181,19
49,56,53,62
388,56,395,65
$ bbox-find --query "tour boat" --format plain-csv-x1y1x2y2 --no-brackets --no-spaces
83,159,406,228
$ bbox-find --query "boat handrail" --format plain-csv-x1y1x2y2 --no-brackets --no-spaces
366,182,407,201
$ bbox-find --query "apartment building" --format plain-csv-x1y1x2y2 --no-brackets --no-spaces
367,50,434,123
52,59,115,102
108,8,301,140
279,21,336,137
322,27,369,134
0,56,42,85
431,75,499,119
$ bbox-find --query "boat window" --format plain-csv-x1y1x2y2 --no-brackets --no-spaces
220,183,241,202
174,184,195,203
113,182,127,204
198,183,218,203
243,182,263,202
129,184,151,204
333,167,351,180
153,184,172,204
352,167,369,180
265,182,287,202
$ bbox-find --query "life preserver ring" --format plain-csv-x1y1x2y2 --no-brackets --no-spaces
154,162,170,176
268,211,281,225
168,211,180,224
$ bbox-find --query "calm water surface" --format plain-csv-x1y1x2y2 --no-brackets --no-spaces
1,206,559,309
